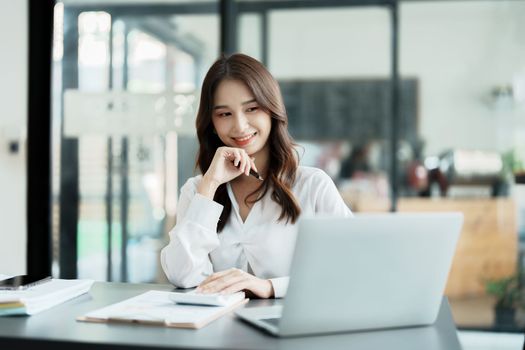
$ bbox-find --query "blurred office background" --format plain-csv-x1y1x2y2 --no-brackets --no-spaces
1,0,524,348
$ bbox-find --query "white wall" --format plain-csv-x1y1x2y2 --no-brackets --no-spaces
261,1,525,156
65,0,525,158
0,0,28,275
400,1,525,156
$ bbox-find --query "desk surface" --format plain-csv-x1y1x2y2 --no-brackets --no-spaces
0,281,462,350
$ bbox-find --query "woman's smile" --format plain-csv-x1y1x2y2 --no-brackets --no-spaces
232,132,257,147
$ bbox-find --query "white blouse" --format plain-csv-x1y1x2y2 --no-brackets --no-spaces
160,166,352,298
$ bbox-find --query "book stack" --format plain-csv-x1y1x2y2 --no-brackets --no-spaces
0,279,94,316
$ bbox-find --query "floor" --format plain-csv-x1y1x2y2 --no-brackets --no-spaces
450,294,524,349
458,331,524,350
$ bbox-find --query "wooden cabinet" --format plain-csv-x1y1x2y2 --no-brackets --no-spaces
398,198,517,298
341,193,518,298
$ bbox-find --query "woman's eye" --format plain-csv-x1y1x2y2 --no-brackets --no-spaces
217,112,231,117
246,107,258,112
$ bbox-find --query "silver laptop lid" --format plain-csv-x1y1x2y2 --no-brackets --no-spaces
277,212,463,336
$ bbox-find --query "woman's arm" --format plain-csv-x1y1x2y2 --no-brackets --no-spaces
160,180,223,288
162,146,260,290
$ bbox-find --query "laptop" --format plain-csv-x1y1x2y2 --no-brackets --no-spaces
235,212,463,337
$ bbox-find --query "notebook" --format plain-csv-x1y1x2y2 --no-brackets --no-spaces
0,278,94,316
78,290,248,329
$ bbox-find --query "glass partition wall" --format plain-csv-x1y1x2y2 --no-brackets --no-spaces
52,0,525,333
53,1,219,283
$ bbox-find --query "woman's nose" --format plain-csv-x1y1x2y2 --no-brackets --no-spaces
233,113,249,132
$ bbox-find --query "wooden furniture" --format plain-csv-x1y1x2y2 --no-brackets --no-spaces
341,191,518,298
397,198,517,298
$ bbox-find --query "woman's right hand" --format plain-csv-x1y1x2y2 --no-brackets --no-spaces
197,147,258,199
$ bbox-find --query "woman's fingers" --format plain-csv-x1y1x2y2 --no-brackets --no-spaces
200,268,233,284
197,268,274,298
225,148,244,170
220,280,251,295
250,157,257,171
225,148,251,175
203,273,248,294
202,147,258,192
215,147,258,180
197,269,246,294
243,151,251,176
233,149,242,167
238,150,246,174
250,157,258,175
197,270,230,291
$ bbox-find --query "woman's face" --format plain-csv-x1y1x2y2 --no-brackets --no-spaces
212,79,272,158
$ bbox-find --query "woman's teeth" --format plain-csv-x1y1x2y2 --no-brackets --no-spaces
235,133,255,141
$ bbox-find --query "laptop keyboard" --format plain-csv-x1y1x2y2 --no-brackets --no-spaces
260,317,281,327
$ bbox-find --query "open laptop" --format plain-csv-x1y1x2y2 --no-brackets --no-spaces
235,212,463,337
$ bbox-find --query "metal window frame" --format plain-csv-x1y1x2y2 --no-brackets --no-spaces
27,0,55,279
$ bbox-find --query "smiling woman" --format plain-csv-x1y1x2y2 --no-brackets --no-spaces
160,53,352,299
211,79,272,171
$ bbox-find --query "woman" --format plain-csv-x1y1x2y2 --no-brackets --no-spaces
160,53,352,299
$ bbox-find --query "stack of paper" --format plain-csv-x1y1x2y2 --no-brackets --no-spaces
78,290,248,329
0,279,94,316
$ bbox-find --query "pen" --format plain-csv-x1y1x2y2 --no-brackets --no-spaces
234,161,263,181
249,168,264,181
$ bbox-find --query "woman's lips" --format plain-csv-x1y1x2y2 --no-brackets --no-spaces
233,133,256,147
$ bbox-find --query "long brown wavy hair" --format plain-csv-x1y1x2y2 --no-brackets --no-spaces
195,53,301,232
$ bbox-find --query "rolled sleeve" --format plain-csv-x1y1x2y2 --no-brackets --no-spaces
181,193,224,231
269,277,289,298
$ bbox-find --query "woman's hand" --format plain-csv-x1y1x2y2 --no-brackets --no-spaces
195,268,274,299
198,147,258,199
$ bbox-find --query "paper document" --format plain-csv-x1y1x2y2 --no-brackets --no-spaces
0,278,94,316
78,290,248,329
